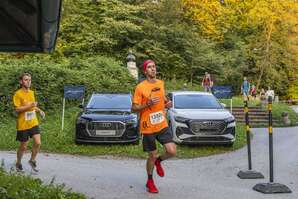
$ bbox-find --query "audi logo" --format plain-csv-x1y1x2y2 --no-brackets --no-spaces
101,123,112,128
202,121,213,126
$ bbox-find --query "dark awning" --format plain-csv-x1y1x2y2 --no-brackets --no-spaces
0,0,62,53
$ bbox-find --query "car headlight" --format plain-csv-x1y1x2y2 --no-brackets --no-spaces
126,117,138,124
126,118,138,124
174,116,189,123
77,117,88,124
225,116,235,123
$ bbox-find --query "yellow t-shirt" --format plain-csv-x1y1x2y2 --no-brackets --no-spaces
13,89,39,131
133,79,168,134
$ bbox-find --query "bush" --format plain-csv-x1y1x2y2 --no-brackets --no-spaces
165,79,203,92
0,167,85,198
0,57,136,115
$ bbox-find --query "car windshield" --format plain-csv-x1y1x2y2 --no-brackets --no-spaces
174,94,222,109
87,94,131,109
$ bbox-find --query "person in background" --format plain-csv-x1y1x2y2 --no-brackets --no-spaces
265,86,275,101
183,83,188,91
260,88,266,100
201,72,213,92
250,84,257,100
241,76,250,101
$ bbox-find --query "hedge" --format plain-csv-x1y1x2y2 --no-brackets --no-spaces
0,57,136,115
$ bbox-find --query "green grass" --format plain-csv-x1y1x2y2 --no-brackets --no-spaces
272,103,298,126
0,166,85,199
219,97,261,107
0,107,247,159
165,79,203,92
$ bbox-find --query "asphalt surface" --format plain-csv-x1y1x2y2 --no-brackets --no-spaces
291,105,298,113
1,105,298,199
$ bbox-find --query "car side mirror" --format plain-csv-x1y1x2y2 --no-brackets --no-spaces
220,103,226,108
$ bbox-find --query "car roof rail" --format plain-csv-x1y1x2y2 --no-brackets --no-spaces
91,92,131,95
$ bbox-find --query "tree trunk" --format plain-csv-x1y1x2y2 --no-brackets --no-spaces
190,69,193,86
256,19,274,91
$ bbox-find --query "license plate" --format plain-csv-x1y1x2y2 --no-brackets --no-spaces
95,130,116,136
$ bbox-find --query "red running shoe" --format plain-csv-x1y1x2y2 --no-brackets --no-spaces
155,159,165,177
146,179,159,193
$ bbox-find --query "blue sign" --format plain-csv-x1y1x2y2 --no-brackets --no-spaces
212,86,232,99
64,86,85,99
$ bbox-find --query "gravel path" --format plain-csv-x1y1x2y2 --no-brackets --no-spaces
1,126,297,199
291,105,298,113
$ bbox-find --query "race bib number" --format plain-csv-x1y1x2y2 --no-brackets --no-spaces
25,111,36,121
149,111,164,125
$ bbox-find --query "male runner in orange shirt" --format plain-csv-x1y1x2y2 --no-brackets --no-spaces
132,60,176,193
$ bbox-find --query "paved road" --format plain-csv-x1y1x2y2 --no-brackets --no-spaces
291,105,298,113
1,126,297,199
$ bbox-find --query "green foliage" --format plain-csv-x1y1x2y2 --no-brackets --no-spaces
0,57,136,115
59,0,144,59
182,0,298,96
165,79,203,92
0,167,85,199
0,0,296,99
133,0,224,81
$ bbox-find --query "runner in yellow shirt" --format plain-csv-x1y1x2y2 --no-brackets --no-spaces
132,60,176,193
13,73,45,172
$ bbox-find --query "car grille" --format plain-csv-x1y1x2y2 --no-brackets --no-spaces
189,120,226,135
86,121,126,137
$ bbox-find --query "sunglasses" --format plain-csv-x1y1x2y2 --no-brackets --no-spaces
151,87,160,92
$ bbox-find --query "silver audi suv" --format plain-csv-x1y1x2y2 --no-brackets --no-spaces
167,91,236,146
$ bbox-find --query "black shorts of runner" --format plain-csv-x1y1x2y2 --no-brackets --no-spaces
142,127,174,152
16,126,40,142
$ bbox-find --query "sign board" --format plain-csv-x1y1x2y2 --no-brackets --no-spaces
62,85,85,130
64,85,85,99
212,86,232,99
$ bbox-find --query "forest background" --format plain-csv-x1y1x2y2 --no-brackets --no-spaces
0,0,297,113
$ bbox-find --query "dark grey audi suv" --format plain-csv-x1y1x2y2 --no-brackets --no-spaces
75,93,139,144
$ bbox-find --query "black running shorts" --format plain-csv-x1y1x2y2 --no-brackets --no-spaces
142,127,174,152
16,126,40,142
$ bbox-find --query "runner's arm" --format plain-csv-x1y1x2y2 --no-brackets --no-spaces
132,103,148,112
132,97,160,112
15,102,37,113
35,107,46,118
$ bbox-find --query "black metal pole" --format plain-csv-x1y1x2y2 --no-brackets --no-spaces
253,96,291,193
245,100,252,170
268,96,274,183
237,100,263,179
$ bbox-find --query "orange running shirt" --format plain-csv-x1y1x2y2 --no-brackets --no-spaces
133,79,168,134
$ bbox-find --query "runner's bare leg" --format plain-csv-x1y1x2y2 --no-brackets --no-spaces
17,141,28,165
31,134,41,161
